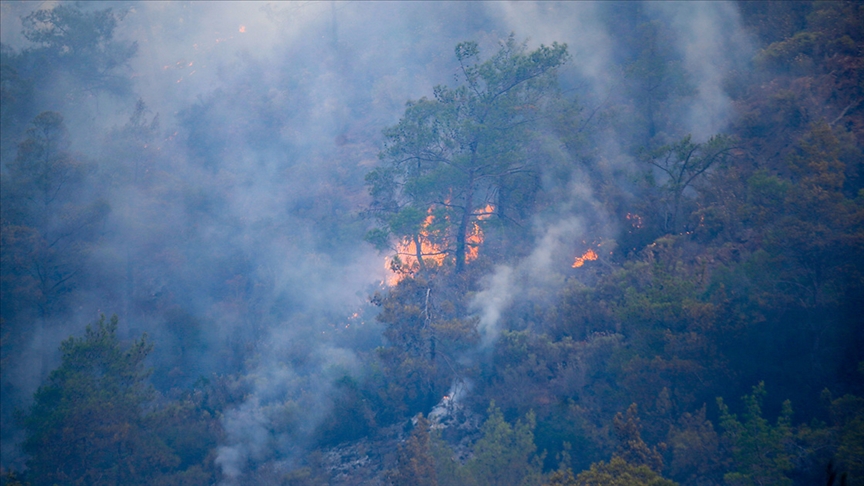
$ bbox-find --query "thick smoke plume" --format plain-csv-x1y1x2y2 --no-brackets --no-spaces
467,0,751,345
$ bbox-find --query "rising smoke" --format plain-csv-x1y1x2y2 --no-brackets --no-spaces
0,1,753,478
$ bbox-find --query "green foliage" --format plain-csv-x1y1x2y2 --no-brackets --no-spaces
486,331,585,416
1,3,139,171
612,404,664,473
144,394,221,484
369,276,479,423
828,392,864,483
462,403,543,486
16,317,224,485
543,443,576,486
430,430,465,486
767,122,864,308
754,1,863,77
571,456,677,486
19,315,171,485
666,405,723,484
545,468,577,486
640,134,735,234
535,400,616,475
366,35,569,273
716,382,794,486
390,415,438,486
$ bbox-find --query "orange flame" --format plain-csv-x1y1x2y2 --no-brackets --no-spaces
385,204,494,285
572,248,598,268
476,204,495,220
385,209,445,285
466,204,494,262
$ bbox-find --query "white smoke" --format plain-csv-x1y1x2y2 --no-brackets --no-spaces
488,2,618,101
215,397,270,483
0,0,758,476
213,330,363,481
473,266,515,349
471,216,586,349
428,378,472,426
648,1,754,140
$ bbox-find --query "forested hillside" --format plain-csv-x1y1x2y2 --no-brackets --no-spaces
1,2,862,485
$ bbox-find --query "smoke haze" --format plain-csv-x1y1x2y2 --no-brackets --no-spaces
1,1,756,479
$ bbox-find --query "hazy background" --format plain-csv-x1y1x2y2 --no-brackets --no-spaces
0,1,753,477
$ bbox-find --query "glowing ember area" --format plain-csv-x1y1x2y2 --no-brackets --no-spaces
476,204,495,219
384,236,446,285
397,233,448,267
385,211,446,285
572,248,598,268
384,269,400,287
466,222,483,261
625,212,644,229
385,204,494,285
466,204,494,261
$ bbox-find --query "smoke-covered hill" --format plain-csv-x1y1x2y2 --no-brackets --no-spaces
1,2,862,485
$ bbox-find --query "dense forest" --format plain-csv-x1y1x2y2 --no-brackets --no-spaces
1,2,862,485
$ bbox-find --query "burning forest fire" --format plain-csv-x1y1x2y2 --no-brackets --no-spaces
466,204,494,261
385,204,494,285
625,212,644,229
572,248,598,268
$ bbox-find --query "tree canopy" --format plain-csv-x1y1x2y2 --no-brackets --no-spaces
20,315,161,485
366,35,569,273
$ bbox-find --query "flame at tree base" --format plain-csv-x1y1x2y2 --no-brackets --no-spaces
384,204,494,285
